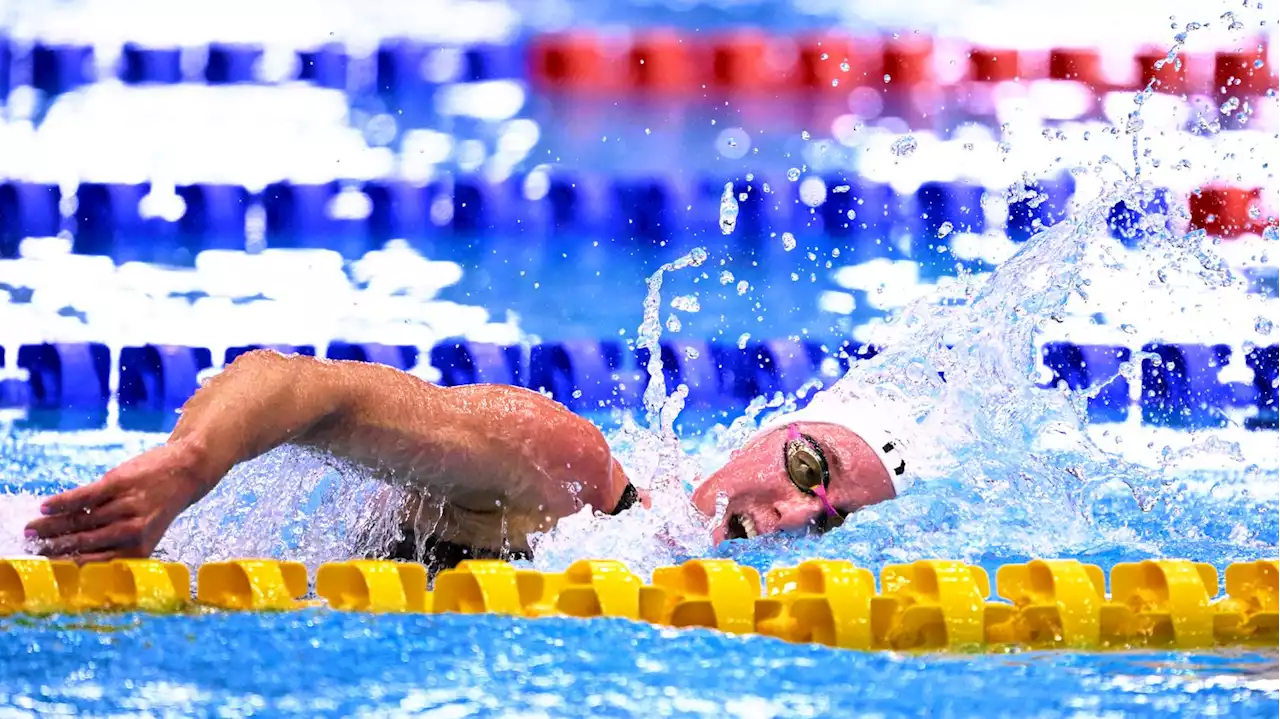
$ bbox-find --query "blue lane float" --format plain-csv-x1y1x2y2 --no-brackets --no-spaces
1039,343,1132,424
817,178,901,263
118,345,213,412
326,342,418,370
448,176,506,236
1007,174,1075,243
74,183,158,260
536,173,608,236
118,346,213,431
0,36,11,101
364,180,429,243
741,339,824,398
0,182,61,259
1244,345,1279,430
263,182,371,257
297,43,348,89
15,343,110,410
612,178,677,243
430,342,524,387
462,42,524,82
31,43,95,95
204,43,263,84
376,41,439,98
913,181,987,277
648,340,727,407
529,340,642,410
176,184,251,252
1107,189,1172,248
224,345,317,365
120,43,183,85
1140,344,1232,429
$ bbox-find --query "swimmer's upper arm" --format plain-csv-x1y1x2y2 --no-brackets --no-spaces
310,362,622,514
172,350,618,514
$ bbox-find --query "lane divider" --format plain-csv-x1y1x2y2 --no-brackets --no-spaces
11,37,1271,98
1,557,1275,651
6,341,1276,434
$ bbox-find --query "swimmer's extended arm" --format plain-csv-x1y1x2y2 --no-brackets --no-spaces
26,350,629,562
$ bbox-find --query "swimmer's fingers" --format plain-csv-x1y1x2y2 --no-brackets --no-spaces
36,514,143,559
37,477,119,517
25,499,122,540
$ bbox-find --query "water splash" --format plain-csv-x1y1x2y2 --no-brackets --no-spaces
718,182,739,236
527,167,1276,577
156,448,406,570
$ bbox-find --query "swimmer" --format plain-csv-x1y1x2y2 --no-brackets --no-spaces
24,350,911,575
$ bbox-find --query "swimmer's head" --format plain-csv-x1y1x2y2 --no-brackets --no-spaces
691,421,898,543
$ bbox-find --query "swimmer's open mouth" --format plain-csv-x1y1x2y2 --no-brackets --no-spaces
725,513,758,540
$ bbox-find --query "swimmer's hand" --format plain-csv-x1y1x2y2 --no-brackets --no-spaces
24,440,210,563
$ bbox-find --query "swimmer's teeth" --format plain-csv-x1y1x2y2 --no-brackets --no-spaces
741,515,758,539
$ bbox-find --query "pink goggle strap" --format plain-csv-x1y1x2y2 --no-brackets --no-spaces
787,424,839,518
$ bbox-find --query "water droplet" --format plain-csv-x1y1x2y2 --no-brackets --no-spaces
736,280,749,295
832,185,850,193
671,295,701,313
1120,323,1138,335
737,333,751,350
781,232,797,251
883,73,892,83
787,168,801,181
571,389,582,399
831,79,839,87
1256,317,1274,335
801,130,811,140
891,136,918,157
683,346,700,360
1263,225,1279,242
645,128,651,135
840,61,850,72
688,247,708,266
719,270,735,285
666,314,682,332
820,53,829,61
718,182,739,236
937,221,954,238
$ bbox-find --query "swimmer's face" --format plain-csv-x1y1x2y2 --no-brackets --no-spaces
691,422,896,543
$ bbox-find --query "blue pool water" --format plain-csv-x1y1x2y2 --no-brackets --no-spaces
1,611,1277,718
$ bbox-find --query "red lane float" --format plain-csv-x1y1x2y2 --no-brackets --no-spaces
527,32,1274,97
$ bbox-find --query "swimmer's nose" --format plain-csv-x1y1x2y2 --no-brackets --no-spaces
769,497,825,534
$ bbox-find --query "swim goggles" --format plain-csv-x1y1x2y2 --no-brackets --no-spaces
784,424,841,520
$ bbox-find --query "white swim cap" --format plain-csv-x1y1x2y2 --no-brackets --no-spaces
756,393,914,497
